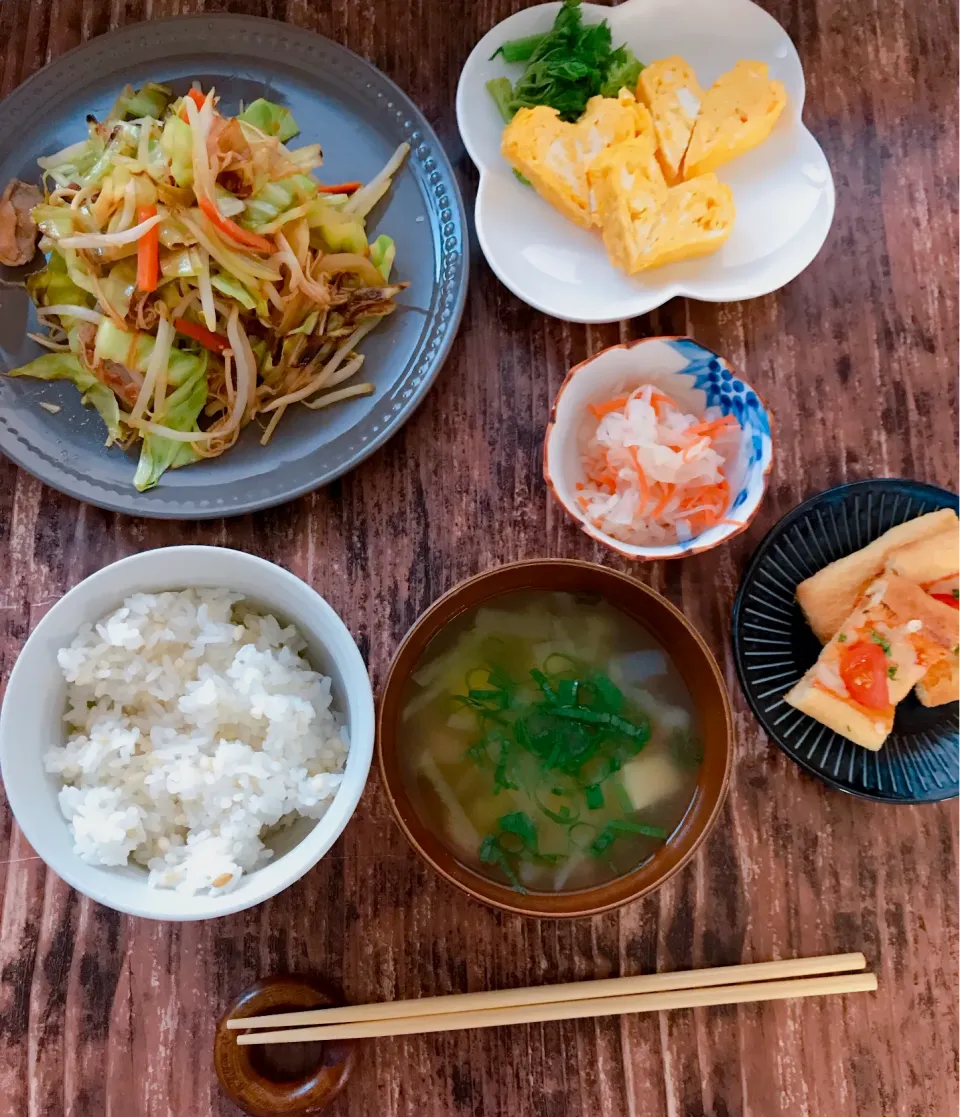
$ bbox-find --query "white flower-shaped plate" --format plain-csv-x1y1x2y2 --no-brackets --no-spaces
456,0,835,323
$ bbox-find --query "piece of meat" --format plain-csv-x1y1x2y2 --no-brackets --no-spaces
0,179,42,266
96,359,143,408
74,321,143,408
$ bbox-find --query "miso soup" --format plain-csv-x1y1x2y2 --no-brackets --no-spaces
398,591,702,893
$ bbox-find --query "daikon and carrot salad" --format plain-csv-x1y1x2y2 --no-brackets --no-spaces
576,383,740,546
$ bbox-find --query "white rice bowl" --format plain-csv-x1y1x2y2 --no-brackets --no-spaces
45,588,349,896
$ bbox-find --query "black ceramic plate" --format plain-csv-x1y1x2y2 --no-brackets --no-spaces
0,15,467,518
732,479,959,803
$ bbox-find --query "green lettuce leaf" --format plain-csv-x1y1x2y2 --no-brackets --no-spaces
133,353,209,492
8,353,121,444
237,98,300,142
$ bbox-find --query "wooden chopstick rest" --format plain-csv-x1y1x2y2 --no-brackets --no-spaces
215,976,359,1117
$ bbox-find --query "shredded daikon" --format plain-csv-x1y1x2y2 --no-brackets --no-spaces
577,383,738,546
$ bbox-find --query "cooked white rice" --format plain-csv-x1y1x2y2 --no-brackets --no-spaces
44,588,349,895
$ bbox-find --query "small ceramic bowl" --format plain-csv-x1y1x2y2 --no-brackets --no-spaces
544,336,774,561
377,559,733,918
0,547,375,921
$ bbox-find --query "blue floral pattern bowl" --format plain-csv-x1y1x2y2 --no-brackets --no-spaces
544,337,774,561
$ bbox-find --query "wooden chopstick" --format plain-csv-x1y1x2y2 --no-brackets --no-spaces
233,955,872,1044
237,972,877,1045
229,952,865,1031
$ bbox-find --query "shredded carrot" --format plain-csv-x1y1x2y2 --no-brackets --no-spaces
179,87,207,121
318,181,362,195
649,389,678,418
577,383,737,546
588,396,630,420
651,483,675,518
687,414,737,438
628,447,650,505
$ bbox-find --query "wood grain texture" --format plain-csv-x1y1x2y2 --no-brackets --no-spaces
0,1,957,1115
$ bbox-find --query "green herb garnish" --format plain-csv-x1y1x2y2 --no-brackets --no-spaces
837,633,847,643
887,665,898,679
953,588,959,600
453,655,666,891
869,629,892,655
486,0,644,124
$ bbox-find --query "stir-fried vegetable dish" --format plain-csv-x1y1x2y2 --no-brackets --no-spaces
6,82,408,489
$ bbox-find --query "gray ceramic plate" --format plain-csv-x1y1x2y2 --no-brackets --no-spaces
0,15,467,518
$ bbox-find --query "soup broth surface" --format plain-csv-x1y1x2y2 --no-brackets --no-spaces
399,591,702,893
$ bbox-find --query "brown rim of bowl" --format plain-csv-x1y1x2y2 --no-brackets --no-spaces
377,559,733,918
542,335,776,561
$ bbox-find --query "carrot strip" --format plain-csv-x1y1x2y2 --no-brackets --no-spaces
628,447,651,506
179,87,207,121
687,414,737,437
136,205,159,292
318,181,362,195
588,396,629,420
198,195,274,254
173,316,230,353
649,389,679,418
651,483,675,518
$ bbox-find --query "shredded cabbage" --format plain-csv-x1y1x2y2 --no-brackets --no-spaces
237,98,300,143
9,81,411,489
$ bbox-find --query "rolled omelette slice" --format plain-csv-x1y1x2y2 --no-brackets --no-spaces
635,173,735,270
588,134,668,273
636,56,705,185
501,92,652,230
682,61,787,180
786,573,959,749
884,523,959,705
589,142,733,275
796,507,958,644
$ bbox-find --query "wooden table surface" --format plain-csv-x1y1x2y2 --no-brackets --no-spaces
0,1,957,1115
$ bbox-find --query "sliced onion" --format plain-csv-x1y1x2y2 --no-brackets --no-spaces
313,252,383,288
37,139,91,170
274,232,330,306
179,211,281,282
56,211,162,249
27,332,71,351
36,304,105,325
344,142,409,218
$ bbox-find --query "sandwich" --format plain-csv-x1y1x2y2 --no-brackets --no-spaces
786,573,959,749
796,508,958,644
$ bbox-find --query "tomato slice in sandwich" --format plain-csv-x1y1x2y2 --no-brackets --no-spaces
838,641,890,710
